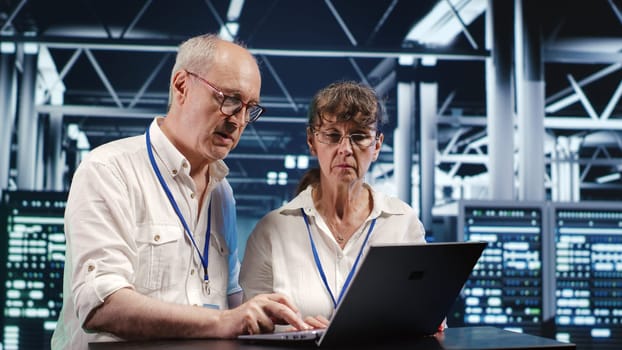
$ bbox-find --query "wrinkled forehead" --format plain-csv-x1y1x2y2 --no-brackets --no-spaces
313,114,377,132
315,112,377,129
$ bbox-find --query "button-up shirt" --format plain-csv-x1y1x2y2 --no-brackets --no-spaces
51,118,241,349
240,185,426,319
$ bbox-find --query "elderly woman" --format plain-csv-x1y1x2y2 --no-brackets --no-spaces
240,81,427,327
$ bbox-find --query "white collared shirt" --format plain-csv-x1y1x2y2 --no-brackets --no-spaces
52,118,241,349
240,185,426,319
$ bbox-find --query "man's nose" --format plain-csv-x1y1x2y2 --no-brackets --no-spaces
223,115,244,130
224,109,246,127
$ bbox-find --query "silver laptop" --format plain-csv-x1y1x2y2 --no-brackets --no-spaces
238,241,487,347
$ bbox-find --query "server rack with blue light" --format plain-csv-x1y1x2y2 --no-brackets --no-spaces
550,201,622,350
0,191,67,350
453,200,553,337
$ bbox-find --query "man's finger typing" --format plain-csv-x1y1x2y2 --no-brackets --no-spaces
242,293,310,333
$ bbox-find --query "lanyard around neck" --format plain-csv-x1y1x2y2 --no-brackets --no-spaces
146,127,212,282
301,209,376,308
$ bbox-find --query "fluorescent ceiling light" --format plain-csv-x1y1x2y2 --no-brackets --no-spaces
266,171,288,185
1,42,15,53
266,171,277,185
398,55,415,65
421,56,437,66
405,0,486,47
278,172,288,185
284,155,296,169
297,155,309,169
24,42,39,54
219,22,239,42
227,0,245,21
596,172,621,184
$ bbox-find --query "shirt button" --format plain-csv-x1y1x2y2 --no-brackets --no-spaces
154,234,161,242
182,162,188,168
190,269,195,275
172,169,178,175
337,253,344,259
190,192,196,199
87,265,95,272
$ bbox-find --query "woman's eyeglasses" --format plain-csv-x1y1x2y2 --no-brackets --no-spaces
312,129,378,148
186,70,265,123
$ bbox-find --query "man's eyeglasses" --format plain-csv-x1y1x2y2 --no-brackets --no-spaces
186,70,265,123
312,129,379,148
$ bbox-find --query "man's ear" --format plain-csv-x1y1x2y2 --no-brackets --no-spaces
172,70,188,104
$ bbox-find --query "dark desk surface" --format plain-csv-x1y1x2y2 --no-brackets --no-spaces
89,326,576,350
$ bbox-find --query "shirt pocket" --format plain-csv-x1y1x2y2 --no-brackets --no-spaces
135,224,184,291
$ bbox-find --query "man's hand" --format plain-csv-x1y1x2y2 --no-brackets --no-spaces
281,314,329,332
218,293,311,337
303,315,330,329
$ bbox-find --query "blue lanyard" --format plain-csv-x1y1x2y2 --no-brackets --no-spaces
146,127,212,284
301,209,376,308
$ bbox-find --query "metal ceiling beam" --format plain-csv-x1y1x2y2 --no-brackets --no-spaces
227,177,297,184
42,48,82,103
443,0,478,49
324,0,357,46
437,153,622,167
600,81,622,121
42,103,622,132
544,49,622,64
545,117,622,130
545,63,622,112
9,34,619,63
226,153,288,160
259,55,299,112
348,57,370,86
36,104,308,123
566,74,599,120
368,57,396,81
37,105,162,117
84,49,123,108
365,0,399,45
0,35,489,60
129,52,172,108
244,124,268,153
120,0,153,39
0,0,27,33
608,0,622,24
438,115,622,130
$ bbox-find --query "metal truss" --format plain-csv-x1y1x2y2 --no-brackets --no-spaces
435,60,622,200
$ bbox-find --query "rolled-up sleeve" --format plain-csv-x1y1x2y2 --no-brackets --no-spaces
65,160,136,327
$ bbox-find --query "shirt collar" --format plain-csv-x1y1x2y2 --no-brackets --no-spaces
281,183,407,218
148,117,229,182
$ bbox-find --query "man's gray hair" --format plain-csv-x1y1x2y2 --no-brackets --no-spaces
167,33,220,108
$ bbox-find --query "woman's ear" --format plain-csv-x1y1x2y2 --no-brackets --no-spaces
307,127,317,156
372,132,384,161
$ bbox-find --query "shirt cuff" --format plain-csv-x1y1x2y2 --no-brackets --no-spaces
74,259,133,328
